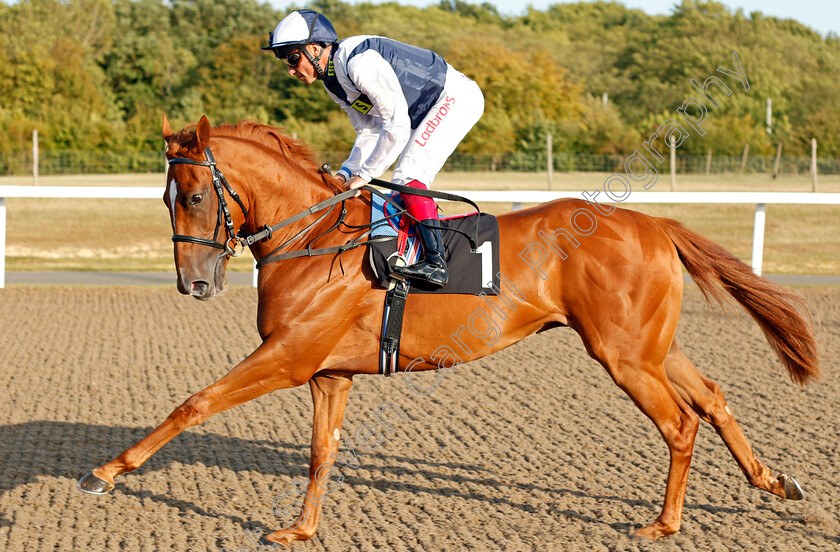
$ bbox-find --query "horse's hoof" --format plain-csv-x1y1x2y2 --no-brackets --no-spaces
259,535,283,548
778,473,804,500
261,532,293,546
633,523,676,542
76,471,114,495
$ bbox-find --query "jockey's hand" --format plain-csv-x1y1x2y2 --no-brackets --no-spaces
344,176,367,197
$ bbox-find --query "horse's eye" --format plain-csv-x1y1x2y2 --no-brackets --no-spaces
189,194,203,205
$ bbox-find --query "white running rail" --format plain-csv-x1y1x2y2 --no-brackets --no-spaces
0,186,838,288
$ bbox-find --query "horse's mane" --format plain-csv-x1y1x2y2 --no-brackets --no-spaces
169,119,339,190
213,120,321,171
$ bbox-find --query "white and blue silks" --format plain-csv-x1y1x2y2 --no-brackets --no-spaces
324,36,484,187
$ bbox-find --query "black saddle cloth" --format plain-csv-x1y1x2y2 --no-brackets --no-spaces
369,213,500,295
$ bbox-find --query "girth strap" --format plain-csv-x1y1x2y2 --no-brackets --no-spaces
380,279,410,376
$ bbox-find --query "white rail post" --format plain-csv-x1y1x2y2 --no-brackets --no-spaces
766,97,772,135
33,130,39,186
669,135,676,190
751,203,766,276
0,197,6,288
811,138,817,192
546,133,553,190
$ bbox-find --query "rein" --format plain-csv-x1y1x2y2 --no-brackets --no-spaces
245,179,481,269
168,146,481,269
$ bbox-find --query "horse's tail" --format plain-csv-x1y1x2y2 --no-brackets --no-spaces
655,217,820,386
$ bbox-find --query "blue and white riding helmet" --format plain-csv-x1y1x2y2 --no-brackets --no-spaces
262,10,338,79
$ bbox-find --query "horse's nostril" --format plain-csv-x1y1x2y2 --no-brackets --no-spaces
190,281,210,296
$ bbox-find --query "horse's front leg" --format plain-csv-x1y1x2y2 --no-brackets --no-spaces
263,373,353,546
77,340,309,494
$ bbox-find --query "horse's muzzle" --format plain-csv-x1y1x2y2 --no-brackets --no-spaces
175,250,228,300
189,280,213,300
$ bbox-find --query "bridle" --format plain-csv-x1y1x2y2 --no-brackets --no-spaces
166,145,358,265
167,145,482,268
168,147,248,257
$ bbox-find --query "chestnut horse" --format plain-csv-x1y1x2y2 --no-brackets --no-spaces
78,116,820,544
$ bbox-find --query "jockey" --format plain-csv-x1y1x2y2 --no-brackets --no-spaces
262,9,485,288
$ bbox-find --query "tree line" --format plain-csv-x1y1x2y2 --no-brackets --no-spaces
1,0,838,159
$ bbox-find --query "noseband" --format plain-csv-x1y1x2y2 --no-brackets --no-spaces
168,147,248,256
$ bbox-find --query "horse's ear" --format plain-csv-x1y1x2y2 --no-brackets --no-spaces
196,115,211,150
162,115,174,143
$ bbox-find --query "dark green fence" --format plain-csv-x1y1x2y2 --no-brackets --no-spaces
0,150,165,176
323,151,840,175
1,149,838,176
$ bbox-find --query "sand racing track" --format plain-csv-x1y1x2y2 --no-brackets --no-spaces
0,285,838,551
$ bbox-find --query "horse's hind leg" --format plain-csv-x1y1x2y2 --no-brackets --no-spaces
603,359,700,540
576,320,699,540
664,340,804,500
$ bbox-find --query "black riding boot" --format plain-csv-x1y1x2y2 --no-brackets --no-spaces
392,219,449,288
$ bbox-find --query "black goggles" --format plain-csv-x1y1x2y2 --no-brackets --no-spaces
274,47,302,68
